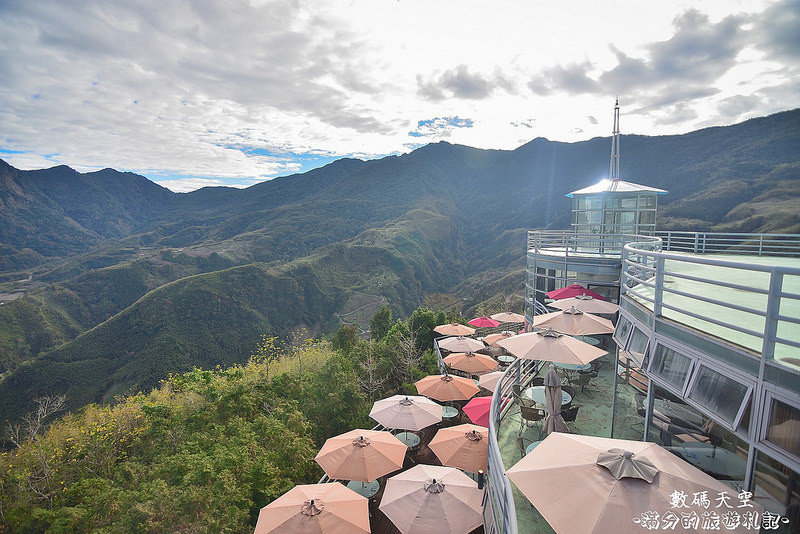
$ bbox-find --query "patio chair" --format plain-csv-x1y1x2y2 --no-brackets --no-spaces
519,406,544,436
561,385,576,408
574,371,598,398
561,405,581,434
531,377,545,386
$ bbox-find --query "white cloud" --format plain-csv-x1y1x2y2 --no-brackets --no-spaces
0,0,795,189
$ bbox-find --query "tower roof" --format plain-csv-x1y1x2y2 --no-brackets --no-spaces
566,179,667,197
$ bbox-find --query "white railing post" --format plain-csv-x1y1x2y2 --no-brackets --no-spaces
654,255,665,316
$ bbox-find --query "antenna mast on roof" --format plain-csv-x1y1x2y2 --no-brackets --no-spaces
609,97,620,190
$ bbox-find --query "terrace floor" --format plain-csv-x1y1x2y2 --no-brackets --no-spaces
494,340,645,532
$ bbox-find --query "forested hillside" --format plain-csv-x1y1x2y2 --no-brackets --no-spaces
0,108,798,423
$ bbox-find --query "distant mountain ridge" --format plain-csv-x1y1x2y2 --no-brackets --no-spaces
0,108,798,422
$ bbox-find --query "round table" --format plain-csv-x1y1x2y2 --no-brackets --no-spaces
526,440,543,454
524,386,572,405
553,362,592,371
346,479,380,498
577,336,600,346
497,355,516,364
442,406,459,419
395,431,421,448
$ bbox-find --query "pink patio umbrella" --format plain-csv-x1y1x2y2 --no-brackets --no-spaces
546,284,606,301
314,429,406,482
542,364,569,434
369,394,442,431
496,328,607,365
433,323,476,336
482,331,516,346
477,370,504,392
490,312,525,323
549,294,620,314
253,482,369,534
437,336,485,353
443,351,498,375
429,423,489,473
415,374,480,402
507,433,762,534
379,464,483,534
468,316,501,328
463,396,492,427
532,306,615,336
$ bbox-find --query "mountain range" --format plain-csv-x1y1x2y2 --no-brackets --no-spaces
0,108,798,423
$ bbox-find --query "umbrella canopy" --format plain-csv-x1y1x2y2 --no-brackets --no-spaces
369,394,442,431
532,307,615,336
437,336,485,353
550,295,620,315
415,374,480,402
463,397,493,427
490,312,526,323
543,364,569,434
496,328,607,365
468,316,501,328
254,482,369,534
507,433,761,534
429,423,489,473
314,429,406,482
434,323,476,336
482,331,516,346
442,351,497,374
546,284,607,301
478,370,504,392
379,464,483,534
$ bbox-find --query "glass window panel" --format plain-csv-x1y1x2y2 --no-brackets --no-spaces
687,365,750,426
640,195,656,208
628,327,650,356
614,315,632,346
605,197,620,209
754,451,799,522
621,197,637,208
621,211,635,224
650,344,693,391
638,211,655,225
766,398,800,457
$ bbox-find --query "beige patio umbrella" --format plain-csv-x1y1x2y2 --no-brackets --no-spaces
415,373,480,402
482,330,516,346
442,351,498,375
314,429,406,482
429,423,489,473
437,336,485,353
434,323,476,336
369,394,442,431
379,464,483,534
550,295,620,315
253,482,369,534
543,364,569,434
507,433,762,534
532,306,615,335
496,328,607,365
478,370,504,392
490,311,525,323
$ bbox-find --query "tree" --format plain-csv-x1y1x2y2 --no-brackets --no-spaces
331,324,359,352
369,306,393,341
7,394,66,447
356,342,389,402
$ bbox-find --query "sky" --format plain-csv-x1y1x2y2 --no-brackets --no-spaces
1,0,798,192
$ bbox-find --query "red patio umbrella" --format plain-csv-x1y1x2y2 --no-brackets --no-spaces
468,316,501,328
546,284,606,301
463,397,492,427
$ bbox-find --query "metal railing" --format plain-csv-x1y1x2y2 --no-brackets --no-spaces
527,230,660,257
622,240,800,360
655,231,800,257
